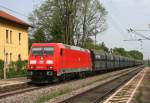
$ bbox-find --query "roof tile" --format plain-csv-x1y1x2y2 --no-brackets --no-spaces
0,10,31,27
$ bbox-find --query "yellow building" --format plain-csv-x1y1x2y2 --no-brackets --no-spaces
0,10,30,63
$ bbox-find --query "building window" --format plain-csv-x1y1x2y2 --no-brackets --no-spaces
19,33,21,45
6,30,9,43
10,53,12,62
5,53,8,64
10,30,12,44
18,54,21,60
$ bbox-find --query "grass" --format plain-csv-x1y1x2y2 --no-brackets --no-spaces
35,80,99,103
35,88,71,103
0,60,27,79
0,69,3,79
7,69,27,78
35,71,121,103
0,69,27,79
135,88,143,103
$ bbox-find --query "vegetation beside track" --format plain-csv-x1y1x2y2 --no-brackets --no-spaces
135,88,143,103
131,68,150,103
0,60,27,79
36,87,71,103
35,76,107,103
35,68,135,103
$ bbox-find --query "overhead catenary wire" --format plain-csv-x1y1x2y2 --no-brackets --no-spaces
102,0,150,41
134,29,150,32
100,0,129,40
124,39,149,41
0,0,45,19
100,0,150,59
124,28,150,53
0,4,28,18
128,28,150,40
109,16,127,38
101,0,150,41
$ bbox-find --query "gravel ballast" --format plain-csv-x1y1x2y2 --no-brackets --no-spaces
0,68,137,103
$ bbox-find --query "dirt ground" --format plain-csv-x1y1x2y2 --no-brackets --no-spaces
131,67,150,103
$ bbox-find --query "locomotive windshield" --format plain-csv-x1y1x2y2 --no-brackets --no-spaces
32,47,54,55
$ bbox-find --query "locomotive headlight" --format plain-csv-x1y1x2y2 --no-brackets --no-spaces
30,60,36,64
46,60,53,64
48,66,53,69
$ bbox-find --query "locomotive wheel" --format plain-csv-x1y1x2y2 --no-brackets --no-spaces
52,76,60,83
79,72,86,78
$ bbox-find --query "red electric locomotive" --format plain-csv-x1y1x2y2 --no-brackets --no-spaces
27,43,92,83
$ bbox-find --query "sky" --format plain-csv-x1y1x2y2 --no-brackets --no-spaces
0,0,150,59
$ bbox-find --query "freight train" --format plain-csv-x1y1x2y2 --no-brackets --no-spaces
27,43,142,83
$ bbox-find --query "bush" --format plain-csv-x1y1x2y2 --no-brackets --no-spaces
0,60,4,79
7,60,27,78
0,60,4,70
0,69,3,79
0,60,28,79
16,60,23,71
7,68,27,78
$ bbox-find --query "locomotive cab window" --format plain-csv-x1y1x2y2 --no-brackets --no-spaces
43,47,54,55
32,47,43,55
32,47,54,55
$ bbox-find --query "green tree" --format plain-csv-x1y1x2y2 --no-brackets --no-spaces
29,0,107,45
113,48,128,56
113,48,143,60
32,29,48,43
0,60,4,78
128,50,143,60
83,38,109,52
100,42,109,52
78,0,107,46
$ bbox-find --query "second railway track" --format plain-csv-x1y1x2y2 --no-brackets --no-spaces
0,66,143,101
59,67,142,103
0,85,39,99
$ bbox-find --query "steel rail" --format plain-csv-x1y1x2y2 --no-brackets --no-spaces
93,69,141,103
59,66,143,103
0,66,143,100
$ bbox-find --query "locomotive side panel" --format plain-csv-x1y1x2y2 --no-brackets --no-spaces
60,48,92,74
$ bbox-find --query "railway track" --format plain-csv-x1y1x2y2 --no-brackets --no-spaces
0,86,39,99
0,81,65,99
0,83,29,93
59,66,143,103
0,66,143,100
103,67,147,103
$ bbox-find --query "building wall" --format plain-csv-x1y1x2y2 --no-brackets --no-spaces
0,21,28,63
